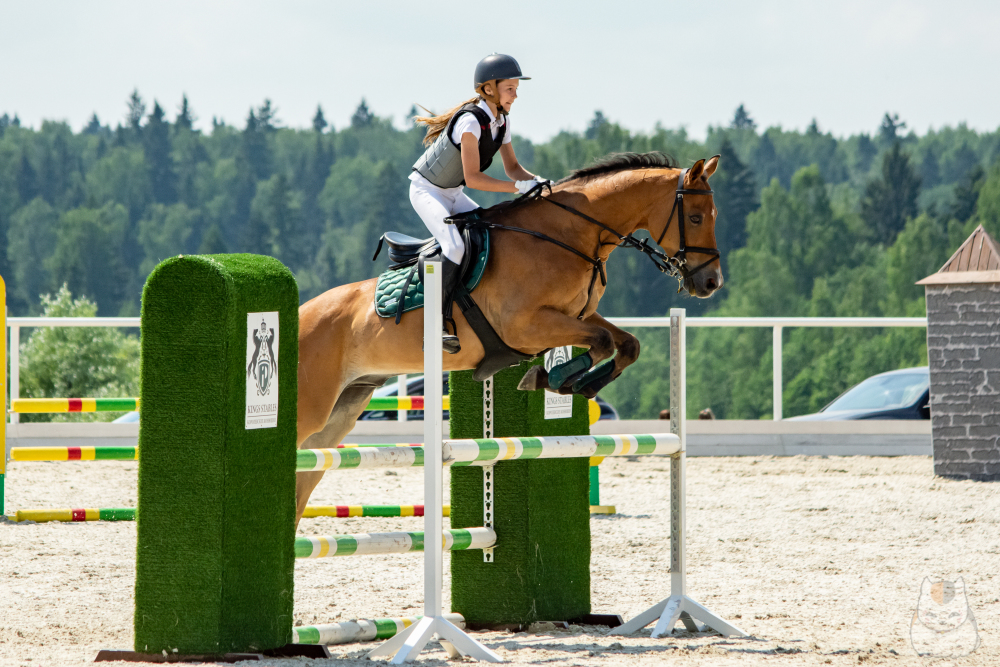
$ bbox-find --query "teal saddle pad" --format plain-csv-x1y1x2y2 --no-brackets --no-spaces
374,232,490,318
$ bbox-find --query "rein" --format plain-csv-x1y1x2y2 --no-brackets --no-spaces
447,168,719,317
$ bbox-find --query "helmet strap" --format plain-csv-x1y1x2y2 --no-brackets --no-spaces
477,81,507,116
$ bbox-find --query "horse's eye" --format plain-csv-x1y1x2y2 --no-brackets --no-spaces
690,214,702,225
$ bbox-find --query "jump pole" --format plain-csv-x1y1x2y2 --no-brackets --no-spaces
368,259,500,663
610,308,746,638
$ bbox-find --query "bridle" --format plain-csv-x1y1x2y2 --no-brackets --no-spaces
447,167,720,317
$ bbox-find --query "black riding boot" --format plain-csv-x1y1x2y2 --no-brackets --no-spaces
440,257,463,354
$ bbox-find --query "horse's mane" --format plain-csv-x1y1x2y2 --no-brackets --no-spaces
460,151,680,220
557,151,679,184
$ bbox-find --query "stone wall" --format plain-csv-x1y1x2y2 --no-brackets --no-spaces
925,283,1000,481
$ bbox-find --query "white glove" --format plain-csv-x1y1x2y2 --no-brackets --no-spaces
516,179,539,194
535,176,551,184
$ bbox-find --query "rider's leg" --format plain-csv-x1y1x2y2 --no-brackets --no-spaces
409,181,468,352
409,181,466,265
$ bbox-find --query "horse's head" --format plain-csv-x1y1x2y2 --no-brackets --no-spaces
651,156,723,298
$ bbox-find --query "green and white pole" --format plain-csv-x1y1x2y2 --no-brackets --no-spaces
293,614,465,646
294,528,495,558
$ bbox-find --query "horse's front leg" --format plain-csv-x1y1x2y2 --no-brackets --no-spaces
568,313,641,397
511,308,618,395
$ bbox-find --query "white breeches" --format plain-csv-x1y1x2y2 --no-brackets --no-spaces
409,180,479,265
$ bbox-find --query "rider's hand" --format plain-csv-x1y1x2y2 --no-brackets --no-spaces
516,179,539,194
535,176,551,184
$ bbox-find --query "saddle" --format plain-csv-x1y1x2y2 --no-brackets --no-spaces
372,225,535,381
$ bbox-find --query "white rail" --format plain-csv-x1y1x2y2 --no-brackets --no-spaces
607,316,928,420
4,316,927,423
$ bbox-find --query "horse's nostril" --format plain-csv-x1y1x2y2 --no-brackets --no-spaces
705,278,718,291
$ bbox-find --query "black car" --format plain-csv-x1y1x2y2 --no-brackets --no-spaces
358,374,619,421
786,367,930,421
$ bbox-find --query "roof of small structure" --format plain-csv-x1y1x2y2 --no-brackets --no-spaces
917,224,1000,285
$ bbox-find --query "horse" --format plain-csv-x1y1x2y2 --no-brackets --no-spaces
294,152,723,524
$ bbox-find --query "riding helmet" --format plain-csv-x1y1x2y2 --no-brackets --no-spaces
474,53,530,87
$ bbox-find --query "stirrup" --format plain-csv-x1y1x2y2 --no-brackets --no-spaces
443,332,461,354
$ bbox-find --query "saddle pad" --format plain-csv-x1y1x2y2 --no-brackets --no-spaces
374,232,490,318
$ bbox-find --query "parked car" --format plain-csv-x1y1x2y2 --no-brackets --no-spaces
786,367,930,421
358,374,619,421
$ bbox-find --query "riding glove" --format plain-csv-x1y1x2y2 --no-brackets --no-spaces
515,179,539,194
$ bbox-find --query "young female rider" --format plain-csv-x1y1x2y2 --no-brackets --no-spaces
411,53,544,353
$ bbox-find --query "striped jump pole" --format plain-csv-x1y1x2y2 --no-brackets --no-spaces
11,398,139,413
295,433,679,472
609,308,747,639
368,259,500,663
10,446,138,462
302,505,449,518
11,505,446,523
8,396,444,414
295,527,495,559
293,614,465,646
14,508,135,522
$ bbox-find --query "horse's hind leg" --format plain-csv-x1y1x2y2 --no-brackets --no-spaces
294,381,385,529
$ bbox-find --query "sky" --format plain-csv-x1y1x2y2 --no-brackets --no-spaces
2,0,998,143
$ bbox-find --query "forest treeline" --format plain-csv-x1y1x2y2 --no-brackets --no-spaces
2,93,999,419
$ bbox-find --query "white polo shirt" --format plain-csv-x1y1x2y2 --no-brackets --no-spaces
450,100,512,145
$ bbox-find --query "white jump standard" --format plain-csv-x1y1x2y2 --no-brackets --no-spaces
609,309,747,639
367,260,502,663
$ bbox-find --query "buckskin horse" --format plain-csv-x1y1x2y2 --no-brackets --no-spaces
294,152,723,523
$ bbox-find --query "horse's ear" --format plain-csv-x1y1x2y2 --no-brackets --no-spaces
704,154,721,179
685,159,706,186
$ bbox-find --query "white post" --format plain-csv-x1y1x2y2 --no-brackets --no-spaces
772,325,783,421
9,325,19,424
398,374,408,422
368,260,501,663
610,308,746,639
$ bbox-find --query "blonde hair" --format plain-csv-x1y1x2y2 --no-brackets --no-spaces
414,81,503,146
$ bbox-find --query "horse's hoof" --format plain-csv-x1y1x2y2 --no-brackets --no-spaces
517,366,548,391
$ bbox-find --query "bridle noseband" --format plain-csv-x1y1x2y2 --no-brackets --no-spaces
653,168,721,285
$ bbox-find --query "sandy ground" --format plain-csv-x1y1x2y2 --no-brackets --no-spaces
2,454,999,667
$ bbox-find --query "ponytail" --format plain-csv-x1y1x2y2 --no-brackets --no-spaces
414,81,504,146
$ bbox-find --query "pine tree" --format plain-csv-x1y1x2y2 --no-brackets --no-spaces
585,111,608,140
855,134,877,173
144,102,177,204
351,99,374,128
176,95,195,132
860,142,920,244
731,104,756,130
126,90,146,133
257,99,279,132
17,152,38,204
952,165,985,223
312,105,328,133
878,113,906,146
712,138,758,259
921,146,941,188
84,114,103,135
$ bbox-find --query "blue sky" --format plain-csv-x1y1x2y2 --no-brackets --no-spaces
2,0,998,141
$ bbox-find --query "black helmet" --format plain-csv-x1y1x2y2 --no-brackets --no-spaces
474,53,530,87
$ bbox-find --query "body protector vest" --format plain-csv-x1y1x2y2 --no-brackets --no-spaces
412,104,506,189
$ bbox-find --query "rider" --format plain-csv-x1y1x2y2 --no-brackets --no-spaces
411,53,544,353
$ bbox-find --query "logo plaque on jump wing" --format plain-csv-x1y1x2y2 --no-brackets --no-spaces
246,311,279,429
543,346,573,419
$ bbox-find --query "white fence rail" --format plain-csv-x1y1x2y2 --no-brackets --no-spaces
607,316,928,420
5,315,927,424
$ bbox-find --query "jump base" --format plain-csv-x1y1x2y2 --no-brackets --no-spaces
95,644,330,662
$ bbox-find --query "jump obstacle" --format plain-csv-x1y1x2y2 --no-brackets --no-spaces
8,255,744,661
293,614,465,646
